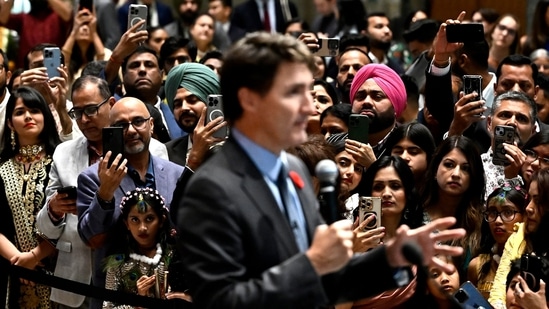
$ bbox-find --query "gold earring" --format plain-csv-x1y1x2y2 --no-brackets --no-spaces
10,130,15,151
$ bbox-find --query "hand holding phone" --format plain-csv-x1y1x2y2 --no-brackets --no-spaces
43,47,61,79
57,186,77,200
358,197,381,231
446,23,484,43
493,125,515,166
453,281,492,308
206,95,228,139
521,254,543,292
102,127,124,168
348,114,370,144
128,4,148,32
314,38,339,57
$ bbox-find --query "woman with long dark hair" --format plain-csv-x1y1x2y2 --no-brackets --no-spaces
0,86,61,308
420,135,485,278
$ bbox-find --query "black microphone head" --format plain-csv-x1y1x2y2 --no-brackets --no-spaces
402,242,424,266
315,159,339,184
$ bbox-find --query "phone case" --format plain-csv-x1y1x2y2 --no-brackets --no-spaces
314,38,340,57
358,197,381,230
77,0,93,11
463,75,483,101
43,47,61,78
521,254,543,292
206,95,228,139
348,114,370,144
446,23,484,43
492,125,515,166
57,186,77,200
453,281,492,309
102,127,124,168
128,4,148,31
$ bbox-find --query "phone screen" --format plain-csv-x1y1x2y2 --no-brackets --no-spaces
102,127,124,168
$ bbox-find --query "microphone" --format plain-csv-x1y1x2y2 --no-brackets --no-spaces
315,159,339,224
401,242,424,266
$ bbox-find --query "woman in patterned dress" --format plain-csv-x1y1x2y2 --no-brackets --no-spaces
0,86,61,308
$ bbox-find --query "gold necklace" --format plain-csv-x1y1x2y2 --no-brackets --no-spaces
17,145,43,164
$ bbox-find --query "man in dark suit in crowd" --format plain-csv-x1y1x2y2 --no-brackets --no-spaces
231,0,299,34
176,32,465,309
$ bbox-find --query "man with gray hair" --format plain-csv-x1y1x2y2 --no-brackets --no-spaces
480,91,537,198
164,62,227,168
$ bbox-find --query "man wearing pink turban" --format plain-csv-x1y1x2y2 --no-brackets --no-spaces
348,63,407,157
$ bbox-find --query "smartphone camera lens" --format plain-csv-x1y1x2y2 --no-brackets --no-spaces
455,289,469,303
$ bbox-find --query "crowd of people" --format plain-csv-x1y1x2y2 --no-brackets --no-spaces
0,0,548,308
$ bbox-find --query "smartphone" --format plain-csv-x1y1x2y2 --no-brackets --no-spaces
206,94,228,139
492,125,515,166
128,4,148,31
453,281,492,309
314,38,339,57
463,75,482,101
77,0,93,11
446,23,485,43
43,47,61,79
57,186,77,200
348,114,370,144
521,254,543,292
102,127,124,168
358,196,381,231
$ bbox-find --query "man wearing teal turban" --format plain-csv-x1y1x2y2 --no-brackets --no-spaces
164,63,228,168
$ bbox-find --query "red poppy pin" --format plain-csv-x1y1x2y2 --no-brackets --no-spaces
289,171,304,189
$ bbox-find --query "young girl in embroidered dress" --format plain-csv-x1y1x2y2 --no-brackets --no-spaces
467,183,527,299
102,188,191,309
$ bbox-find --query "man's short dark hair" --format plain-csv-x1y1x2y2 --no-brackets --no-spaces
199,50,223,64
221,32,315,123
72,75,112,99
457,39,490,70
339,33,370,52
159,37,196,64
496,54,539,84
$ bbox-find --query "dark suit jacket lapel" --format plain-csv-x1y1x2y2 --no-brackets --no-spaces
225,139,299,255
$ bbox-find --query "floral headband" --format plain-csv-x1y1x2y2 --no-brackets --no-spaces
494,182,528,201
119,187,167,213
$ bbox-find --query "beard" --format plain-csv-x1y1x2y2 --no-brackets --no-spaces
367,109,395,134
124,133,147,155
177,110,199,133
179,10,199,26
370,39,392,52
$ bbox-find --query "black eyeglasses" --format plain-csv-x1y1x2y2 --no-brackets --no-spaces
68,98,109,119
483,209,520,223
112,117,151,131
524,149,549,166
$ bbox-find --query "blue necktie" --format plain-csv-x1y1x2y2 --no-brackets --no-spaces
277,164,308,252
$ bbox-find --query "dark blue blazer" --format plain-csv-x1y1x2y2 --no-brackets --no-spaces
117,0,174,34
231,0,298,34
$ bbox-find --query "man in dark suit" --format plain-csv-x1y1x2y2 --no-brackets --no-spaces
208,0,247,44
117,0,174,35
176,32,465,308
231,0,299,34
